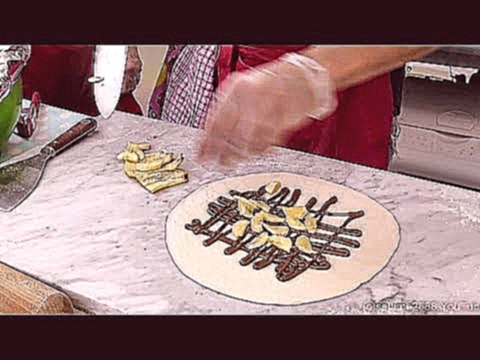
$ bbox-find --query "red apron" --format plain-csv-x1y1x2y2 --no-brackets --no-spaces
21,45,143,117
216,45,394,169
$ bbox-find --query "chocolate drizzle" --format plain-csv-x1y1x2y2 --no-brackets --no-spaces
185,185,365,282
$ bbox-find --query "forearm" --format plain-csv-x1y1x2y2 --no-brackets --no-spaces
299,46,438,91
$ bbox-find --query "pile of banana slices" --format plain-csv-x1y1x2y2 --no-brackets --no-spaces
117,142,188,193
231,181,317,255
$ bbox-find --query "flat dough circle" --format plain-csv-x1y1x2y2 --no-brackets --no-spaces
166,172,400,305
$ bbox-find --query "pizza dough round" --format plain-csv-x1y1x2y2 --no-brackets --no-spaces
166,172,400,305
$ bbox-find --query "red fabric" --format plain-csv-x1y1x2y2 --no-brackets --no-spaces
216,45,394,169
21,45,143,117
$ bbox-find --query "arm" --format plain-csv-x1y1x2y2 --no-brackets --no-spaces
298,46,438,91
198,45,440,167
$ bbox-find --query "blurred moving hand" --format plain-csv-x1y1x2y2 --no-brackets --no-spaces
197,46,438,167
197,53,337,167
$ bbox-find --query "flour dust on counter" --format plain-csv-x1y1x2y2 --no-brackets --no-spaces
166,172,400,306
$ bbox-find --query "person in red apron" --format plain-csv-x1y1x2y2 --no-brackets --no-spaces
22,45,143,116
149,45,436,169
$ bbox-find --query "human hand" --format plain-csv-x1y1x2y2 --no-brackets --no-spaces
197,53,337,167
122,46,143,94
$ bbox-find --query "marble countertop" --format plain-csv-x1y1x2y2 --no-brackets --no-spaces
2,107,480,315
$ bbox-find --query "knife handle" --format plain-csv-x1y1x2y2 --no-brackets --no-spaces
47,118,98,156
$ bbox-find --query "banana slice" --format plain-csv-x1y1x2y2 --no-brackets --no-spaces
247,232,270,249
135,150,146,161
232,220,250,239
251,200,270,212
251,213,264,233
250,211,284,234
133,168,175,181
282,206,308,220
261,211,284,223
127,142,151,152
145,180,187,193
123,161,137,178
160,154,184,171
268,235,292,253
117,151,139,163
144,152,167,161
135,152,175,172
234,196,257,218
118,142,189,194
265,181,282,195
304,214,317,233
296,235,315,254
286,216,306,231
138,168,188,186
263,223,289,236
135,160,165,172
138,169,188,193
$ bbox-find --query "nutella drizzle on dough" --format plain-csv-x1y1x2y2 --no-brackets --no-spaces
185,184,365,282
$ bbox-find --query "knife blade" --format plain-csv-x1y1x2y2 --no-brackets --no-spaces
91,45,128,119
0,118,98,212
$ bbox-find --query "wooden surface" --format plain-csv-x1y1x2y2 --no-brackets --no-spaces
0,262,74,314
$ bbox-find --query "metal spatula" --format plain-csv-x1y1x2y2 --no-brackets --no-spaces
0,118,97,212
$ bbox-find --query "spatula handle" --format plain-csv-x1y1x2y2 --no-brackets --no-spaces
47,118,98,156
